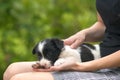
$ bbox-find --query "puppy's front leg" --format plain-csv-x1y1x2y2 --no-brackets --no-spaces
54,58,65,66
54,57,78,66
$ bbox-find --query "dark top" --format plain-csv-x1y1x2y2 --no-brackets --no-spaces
96,0,120,57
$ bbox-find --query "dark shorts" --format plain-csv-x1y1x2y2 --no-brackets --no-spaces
52,68,120,80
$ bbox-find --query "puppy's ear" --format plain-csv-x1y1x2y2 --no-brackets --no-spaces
32,44,39,55
51,39,64,50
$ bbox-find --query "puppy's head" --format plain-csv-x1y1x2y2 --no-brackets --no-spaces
32,38,64,69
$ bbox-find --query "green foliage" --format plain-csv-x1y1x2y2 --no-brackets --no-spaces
0,0,96,79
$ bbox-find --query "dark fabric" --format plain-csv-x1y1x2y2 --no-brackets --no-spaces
96,0,120,57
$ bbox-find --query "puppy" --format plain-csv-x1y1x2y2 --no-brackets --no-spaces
32,38,101,69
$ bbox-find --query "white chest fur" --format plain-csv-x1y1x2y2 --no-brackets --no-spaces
54,46,81,66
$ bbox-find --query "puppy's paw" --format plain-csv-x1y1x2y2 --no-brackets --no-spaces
32,61,52,69
54,59,65,66
32,62,41,69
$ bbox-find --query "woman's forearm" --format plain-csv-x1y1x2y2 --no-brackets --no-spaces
76,13,106,42
81,21,106,42
78,50,120,71
93,50,120,69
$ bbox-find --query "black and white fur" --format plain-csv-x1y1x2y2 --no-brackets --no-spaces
32,38,101,69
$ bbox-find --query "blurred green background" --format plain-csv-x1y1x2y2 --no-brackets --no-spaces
0,0,96,79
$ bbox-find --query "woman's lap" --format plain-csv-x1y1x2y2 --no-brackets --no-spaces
4,62,120,80
52,68,120,80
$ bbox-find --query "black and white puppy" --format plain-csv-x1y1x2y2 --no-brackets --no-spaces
32,38,101,69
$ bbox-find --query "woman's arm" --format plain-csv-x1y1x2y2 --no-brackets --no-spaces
64,13,106,48
83,12,106,42
76,50,120,71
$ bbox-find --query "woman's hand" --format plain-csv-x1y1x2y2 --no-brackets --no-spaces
33,61,95,72
64,30,87,49
50,61,81,71
33,61,80,72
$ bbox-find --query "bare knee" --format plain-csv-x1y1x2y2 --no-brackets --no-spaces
4,63,17,80
10,72,54,80
3,62,23,80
